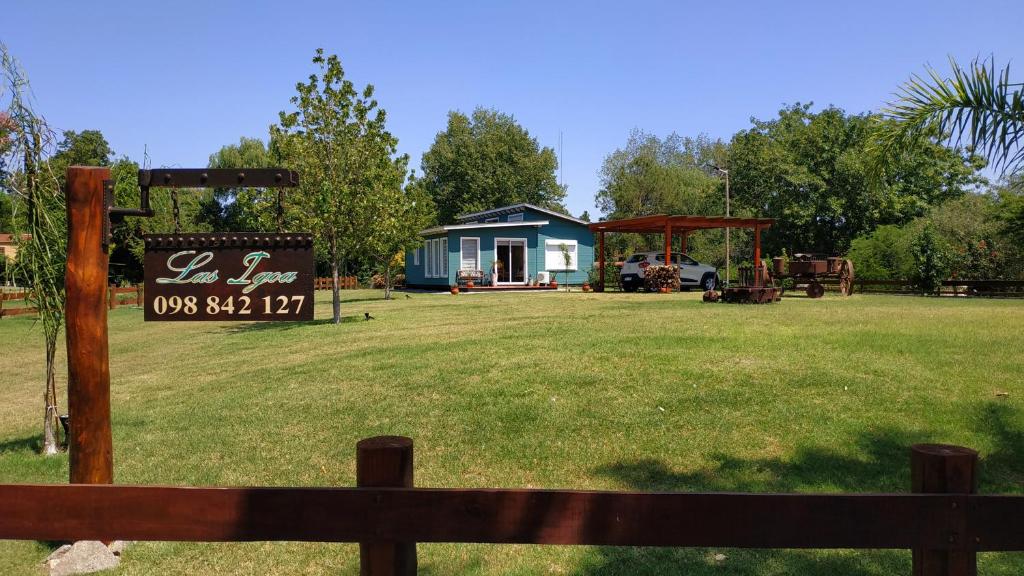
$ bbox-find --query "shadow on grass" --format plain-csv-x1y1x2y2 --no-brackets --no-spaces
220,316,366,334
0,435,41,455
577,403,1024,575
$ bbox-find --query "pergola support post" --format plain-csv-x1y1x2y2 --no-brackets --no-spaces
597,231,605,292
753,225,762,287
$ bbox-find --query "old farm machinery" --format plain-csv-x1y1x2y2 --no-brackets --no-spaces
771,255,855,298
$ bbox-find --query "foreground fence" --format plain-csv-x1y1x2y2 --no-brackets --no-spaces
315,276,360,290
0,438,1021,575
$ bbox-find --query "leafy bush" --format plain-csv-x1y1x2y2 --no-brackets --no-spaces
911,224,945,294
371,273,405,289
643,265,680,291
848,225,915,280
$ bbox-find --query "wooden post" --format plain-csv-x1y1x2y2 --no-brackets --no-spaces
664,222,672,265
597,231,605,292
65,166,113,485
911,444,977,576
681,232,688,255
753,225,762,286
136,284,143,307
108,285,117,310
358,436,416,576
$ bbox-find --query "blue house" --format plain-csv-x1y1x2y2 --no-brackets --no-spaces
406,204,594,289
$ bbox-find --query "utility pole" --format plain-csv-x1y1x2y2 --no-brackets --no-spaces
724,168,730,287
705,163,731,286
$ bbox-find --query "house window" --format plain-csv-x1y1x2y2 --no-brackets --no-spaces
484,217,499,223
460,237,480,271
440,238,448,277
413,246,420,266
506,213,524,223
431,239,439,278
545,239,578,271
425,240,432,277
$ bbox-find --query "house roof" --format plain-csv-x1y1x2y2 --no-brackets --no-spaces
420,220,549,236
456,203,587,225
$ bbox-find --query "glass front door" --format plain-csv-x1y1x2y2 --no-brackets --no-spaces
496,239,527,284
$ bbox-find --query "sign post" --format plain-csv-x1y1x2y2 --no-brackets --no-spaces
65,166,114,485
63,167,301,487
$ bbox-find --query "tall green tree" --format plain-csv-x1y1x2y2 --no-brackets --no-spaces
729,103,984,256
366,174,435,299
595,130,727,260
420,107,566,223
274,49,407,323
203,137,284,232
875,56,1024,178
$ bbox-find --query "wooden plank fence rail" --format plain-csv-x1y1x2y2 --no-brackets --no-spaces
0,440,1021,575
0,291,36,318
314,276,359,290
812,278,1024,297
108,285,143,310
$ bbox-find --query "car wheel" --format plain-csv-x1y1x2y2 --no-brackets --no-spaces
701,273,716,291
621,280,638,292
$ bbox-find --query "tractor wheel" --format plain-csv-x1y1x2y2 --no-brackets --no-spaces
839,259,855,296
806,281,825,299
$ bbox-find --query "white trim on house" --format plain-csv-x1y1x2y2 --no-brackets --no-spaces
545,239,578,272
506,212,524,223
494,237,528,285
456,203,587,225
440,237,448,278
420,221,549,235
460,237,481,273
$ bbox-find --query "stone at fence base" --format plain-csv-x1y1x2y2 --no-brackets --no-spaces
44,541,120,576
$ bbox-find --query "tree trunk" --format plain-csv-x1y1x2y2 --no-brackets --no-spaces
331,260,341,325
41,338,59,455
384,265,392,300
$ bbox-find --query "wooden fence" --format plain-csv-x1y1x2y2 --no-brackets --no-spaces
108,285,143,310
315,276,359,290
0,437,1021,575
0,291,35,318
815,278,1024,297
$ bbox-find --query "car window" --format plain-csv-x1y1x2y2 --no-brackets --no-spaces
627,254,647,263
680,255,698,265
655,254,665,262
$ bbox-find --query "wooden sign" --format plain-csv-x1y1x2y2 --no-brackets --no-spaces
143,233,314,321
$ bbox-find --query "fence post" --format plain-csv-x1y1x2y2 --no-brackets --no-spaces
109,285,117,310
136,284,143,307
357,436,415,576
911,444,978,576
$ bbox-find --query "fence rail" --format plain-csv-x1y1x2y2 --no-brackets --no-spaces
0,291,35,318
813,278,1024,297
108,285,143,310
0,438,1020,575
315,276,359,290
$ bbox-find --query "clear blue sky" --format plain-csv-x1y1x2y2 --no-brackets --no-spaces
6,0,1023,218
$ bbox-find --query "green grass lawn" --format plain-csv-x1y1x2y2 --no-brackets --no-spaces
1,290,1022,575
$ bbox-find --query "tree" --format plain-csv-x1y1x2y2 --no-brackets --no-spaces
729,103,984,256
579,210,591,222
274,49,407,323
420,107,566,223
365,175,435,299
596,130,726,260
1,42,66,454
202,137,284,232
52,130,112,169
875,56,1024,178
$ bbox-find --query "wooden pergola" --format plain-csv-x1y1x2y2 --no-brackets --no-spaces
588,215,775,291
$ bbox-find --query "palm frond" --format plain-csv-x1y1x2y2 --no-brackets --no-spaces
876,56,1024,177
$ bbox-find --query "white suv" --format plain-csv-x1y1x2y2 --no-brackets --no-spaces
620,251,719,292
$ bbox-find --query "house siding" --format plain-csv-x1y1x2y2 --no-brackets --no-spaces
405,206,594,288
